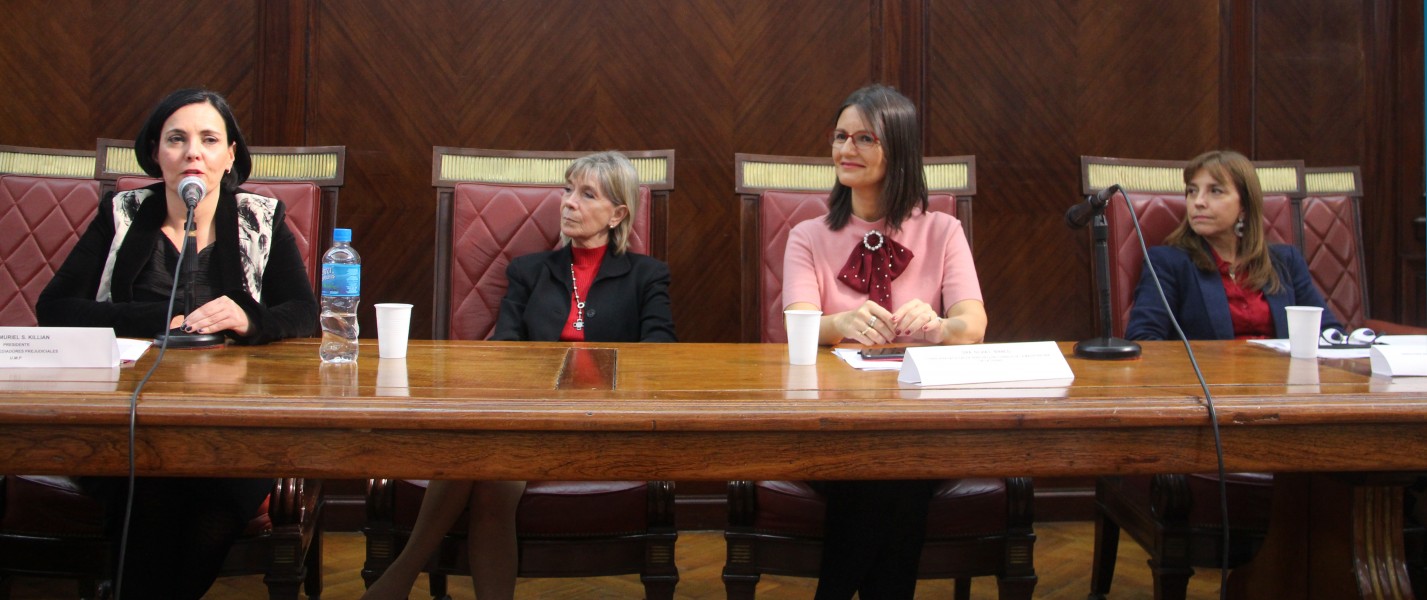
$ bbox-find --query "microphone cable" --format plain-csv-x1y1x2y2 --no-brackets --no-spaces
1120,190,1232,599
112,203,195,600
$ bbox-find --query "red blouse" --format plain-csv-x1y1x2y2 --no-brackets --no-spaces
1213,249,1272,339
560,245,606,341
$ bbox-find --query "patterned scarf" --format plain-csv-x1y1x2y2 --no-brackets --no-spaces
97,189,275,304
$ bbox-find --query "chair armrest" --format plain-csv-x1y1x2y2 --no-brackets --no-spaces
726,480,757,527
1149,473,1193,524
269,478,321,527
647,481,676,529
366,478,395,522
1005,477,1035,528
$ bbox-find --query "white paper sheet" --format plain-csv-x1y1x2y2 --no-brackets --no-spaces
832,348,904,371
1248,335,1427,360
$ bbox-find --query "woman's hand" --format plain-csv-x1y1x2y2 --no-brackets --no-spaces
889,299,942,341
831,301,896,345
183,296,251,336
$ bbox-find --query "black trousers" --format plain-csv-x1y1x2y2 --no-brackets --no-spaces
813,480,938,600
84,476,273,600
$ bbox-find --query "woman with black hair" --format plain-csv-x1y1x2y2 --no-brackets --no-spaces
37,88,317,598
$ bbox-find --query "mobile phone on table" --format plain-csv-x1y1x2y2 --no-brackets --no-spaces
859,346,907,360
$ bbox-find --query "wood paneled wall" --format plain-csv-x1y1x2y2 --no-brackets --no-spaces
2,0,1421,342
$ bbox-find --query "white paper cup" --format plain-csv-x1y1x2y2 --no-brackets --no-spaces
784,309,822,365
1285,306,1323,359
375,303,413,359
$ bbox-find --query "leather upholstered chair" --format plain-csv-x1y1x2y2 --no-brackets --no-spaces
0,145,104,598
361,147,678,599
427,147,669,341
1300,166,1426,334
1084,155,1303,340
0,145,101,327
96,138,345,293
727,153,1037,600
1080,156,1304,600
0,141,348,600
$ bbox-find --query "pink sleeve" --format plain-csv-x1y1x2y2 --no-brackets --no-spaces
941,216,983,306
782,222,824,310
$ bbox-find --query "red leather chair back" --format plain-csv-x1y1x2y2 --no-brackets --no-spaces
431,147,674,340
100,140,345,297
242,182,324,292
1084,156,1304,338
117,176,325,292
0,175,101,326
755,192,961,343
737,153,976,343
446,183,652,340
1104,192,1296,338
1301,167,1369,328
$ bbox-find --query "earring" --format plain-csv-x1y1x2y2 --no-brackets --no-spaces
1234,218,1245,237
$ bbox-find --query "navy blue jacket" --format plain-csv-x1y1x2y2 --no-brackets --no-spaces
491,245,676,343
1125,243,1341,341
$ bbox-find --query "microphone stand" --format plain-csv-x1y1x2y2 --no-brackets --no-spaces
1075,200,1142,359
153,202,225,349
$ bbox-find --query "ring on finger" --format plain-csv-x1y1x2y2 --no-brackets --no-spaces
868,316,877,326
859,326,873,336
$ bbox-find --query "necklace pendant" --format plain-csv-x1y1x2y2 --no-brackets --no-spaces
574,318,584,331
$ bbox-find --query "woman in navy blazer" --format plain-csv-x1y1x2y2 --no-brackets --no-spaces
363,152,674,600
1126,150,1340,340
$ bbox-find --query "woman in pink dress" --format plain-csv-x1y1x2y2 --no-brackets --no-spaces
783,84,986,599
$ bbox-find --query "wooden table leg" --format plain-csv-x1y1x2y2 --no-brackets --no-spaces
1227,472,1416,599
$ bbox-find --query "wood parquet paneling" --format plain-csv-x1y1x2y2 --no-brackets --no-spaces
6,523,1223,599
924,0,1223,342
0,0,1421,341
307,0,874,342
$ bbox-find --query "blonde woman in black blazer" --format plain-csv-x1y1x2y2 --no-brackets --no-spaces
363,151,674,600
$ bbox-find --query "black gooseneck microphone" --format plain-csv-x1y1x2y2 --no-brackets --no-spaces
1068,184,1141,359
153,175,225,350
115,176,225,599
1096,183,1233,600
1065,183,1117,230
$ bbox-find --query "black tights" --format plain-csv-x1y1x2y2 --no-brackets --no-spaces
86,476,272,600
813,480,937,600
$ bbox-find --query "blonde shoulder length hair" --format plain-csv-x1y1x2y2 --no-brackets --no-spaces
560,151,640,255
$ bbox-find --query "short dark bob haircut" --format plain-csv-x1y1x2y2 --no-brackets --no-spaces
825,84,927,232
134,88,252,191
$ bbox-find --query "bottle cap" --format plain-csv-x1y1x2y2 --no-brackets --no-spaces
333,228,352,243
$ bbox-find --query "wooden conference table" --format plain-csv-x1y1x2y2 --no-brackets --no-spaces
0,339,1424,598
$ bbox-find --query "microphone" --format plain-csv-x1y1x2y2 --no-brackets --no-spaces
178,175,206,208
153,175,224,351
1064,184,1120,229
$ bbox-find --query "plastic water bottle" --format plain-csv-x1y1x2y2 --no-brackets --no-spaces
320,228,360,363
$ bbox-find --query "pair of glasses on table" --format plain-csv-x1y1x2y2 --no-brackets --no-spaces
1319,327,1382,349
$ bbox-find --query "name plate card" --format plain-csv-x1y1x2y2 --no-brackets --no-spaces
1370,344,1427,377
0,327,120,368
898,341,1075,386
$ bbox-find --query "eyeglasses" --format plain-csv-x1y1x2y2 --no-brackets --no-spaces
829,129,881,149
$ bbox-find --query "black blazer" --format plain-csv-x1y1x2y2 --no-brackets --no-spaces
36,183,318,344
491,245,676,343
1125,243,1341,340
